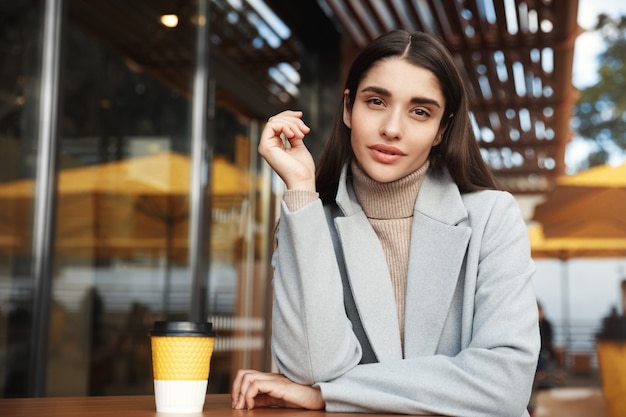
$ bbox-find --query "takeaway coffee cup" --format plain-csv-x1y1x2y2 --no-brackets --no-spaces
150,321,216,413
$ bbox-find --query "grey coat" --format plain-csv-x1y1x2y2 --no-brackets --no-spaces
271,165,539,417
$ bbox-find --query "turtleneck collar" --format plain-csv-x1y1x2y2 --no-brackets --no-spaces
351,160,430,220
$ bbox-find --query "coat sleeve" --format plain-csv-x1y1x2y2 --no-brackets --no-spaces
270,199,363,384
316,192,539,417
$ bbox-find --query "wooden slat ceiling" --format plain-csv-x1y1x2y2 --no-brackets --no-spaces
317,0,582,194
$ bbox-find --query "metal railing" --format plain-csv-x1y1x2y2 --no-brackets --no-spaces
552,320,601,372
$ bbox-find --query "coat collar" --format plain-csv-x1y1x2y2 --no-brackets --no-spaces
334,163,471,360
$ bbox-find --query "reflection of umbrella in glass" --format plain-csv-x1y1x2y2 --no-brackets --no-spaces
0,151,248,312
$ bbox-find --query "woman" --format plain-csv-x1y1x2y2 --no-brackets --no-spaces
232,30,539,417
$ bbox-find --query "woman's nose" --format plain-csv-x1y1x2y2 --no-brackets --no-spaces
379,110,402,139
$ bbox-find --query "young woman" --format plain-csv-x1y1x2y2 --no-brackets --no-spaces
232,30,539,417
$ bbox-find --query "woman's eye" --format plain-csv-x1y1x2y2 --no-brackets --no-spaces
412,108,430,117
366,98,384,106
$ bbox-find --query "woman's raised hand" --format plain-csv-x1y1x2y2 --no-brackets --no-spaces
258,110,316,191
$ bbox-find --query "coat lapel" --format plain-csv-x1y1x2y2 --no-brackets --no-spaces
403,170,471,357
335,213,403,362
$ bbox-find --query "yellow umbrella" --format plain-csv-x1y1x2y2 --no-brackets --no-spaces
0,151,247,196
530,163,626,371
557,163,626,187
532,163,626,239
0,151,249,260
528,223,626,260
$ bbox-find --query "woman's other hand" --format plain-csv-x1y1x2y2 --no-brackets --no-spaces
231,369,324,410
258,110,316,191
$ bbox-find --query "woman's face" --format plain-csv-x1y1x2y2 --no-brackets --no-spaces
344,57,446,183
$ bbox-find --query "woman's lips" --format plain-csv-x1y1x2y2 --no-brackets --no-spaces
369,144,405,163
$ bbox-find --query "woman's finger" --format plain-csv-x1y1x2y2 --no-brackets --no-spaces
241,374,281,410
232,370,284,410
231,369,259,408
262,111,310,143
231,368,246,407
233,369,266,409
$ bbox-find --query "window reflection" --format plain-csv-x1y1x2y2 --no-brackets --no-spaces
0,0,274,397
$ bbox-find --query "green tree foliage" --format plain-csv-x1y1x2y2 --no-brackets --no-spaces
573,14,626,167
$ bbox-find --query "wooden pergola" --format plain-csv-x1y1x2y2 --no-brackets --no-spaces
282,0,582,194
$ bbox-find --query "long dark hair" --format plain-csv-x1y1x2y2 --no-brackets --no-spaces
315,30,496,204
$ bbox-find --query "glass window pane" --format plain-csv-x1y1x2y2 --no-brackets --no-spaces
49,2,196,396
0,0,279,397
0,0,46,398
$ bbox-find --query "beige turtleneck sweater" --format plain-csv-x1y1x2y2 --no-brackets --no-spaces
283,160,429,346
351,160,429,342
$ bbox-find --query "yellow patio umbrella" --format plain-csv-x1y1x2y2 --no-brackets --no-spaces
528,223,626,260
532,162,626,239
530,163,626,365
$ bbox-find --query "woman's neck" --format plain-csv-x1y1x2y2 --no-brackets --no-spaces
351,160,429,219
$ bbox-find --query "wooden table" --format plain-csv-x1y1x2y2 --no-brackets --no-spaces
1,393,441,416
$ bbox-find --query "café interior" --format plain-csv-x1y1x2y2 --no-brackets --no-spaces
2,0,606,411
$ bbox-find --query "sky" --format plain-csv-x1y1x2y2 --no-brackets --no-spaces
573,0,626,88
566,0,626,170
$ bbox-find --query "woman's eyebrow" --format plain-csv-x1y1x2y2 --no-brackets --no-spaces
410,97,441,108
360,86,441,108
361,85,391,96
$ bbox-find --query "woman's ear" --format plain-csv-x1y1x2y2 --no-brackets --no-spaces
433,127,445,146
433,113,454,146
342,89,351,128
